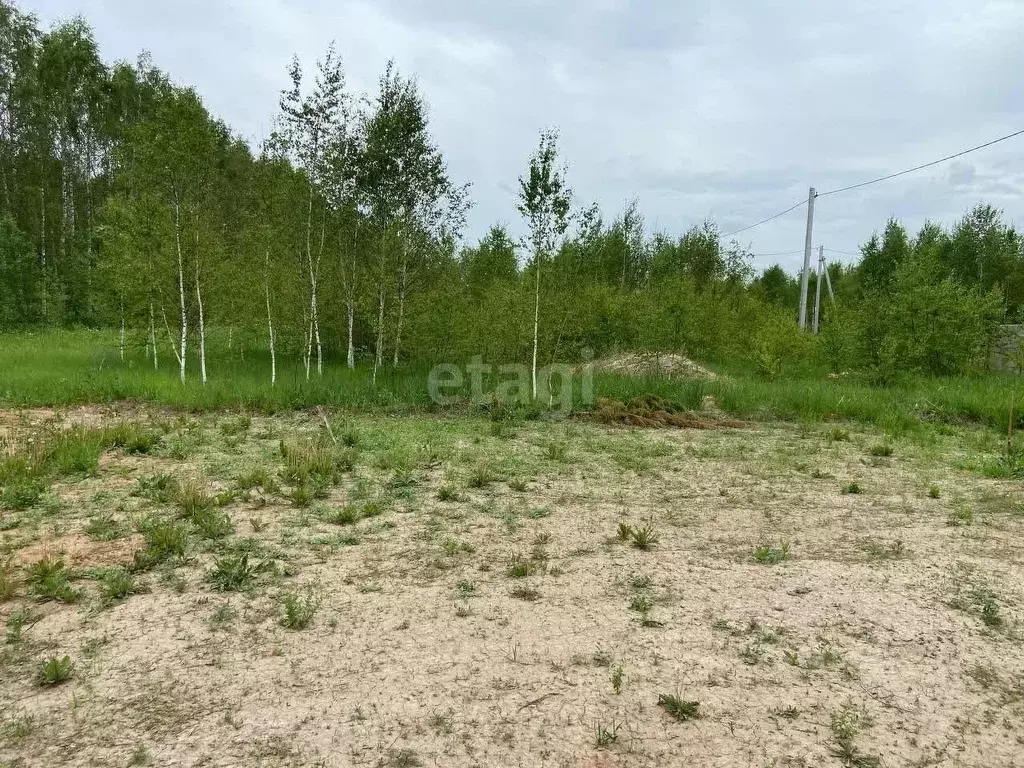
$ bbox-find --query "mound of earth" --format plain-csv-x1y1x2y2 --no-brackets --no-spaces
589,352,717,380
585,395,747,429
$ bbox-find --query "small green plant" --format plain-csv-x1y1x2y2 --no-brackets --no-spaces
753,541,791,565
658,693,700,722
0,556,17,602
928,485,941,499
325,504,360,526
190,506,234,540
508,478,528,492
84,513,123,541
26,556,79,603
947,506,974,526
980,598,1004,629
547,442,566,461
629,594,653,613
37,655,74,685
629,573,653,590
594,720,621,748
629,522,659,550
507,553,535,579
209,553,257,591
611,665,624,694
101,568,142,605
234,468,279,494
5,607,38,644
133,473,180,503
127,744,151,766
1,480,44,510
437,485,464,502
455,579,476,595
280,586,320,630
829,704,880,767
510,585,540,601
827,427,850,442
467,462,494,489
250,517,268,532
869,443,893,457
132,517,188,570
617,522,634,541
842,482,861,495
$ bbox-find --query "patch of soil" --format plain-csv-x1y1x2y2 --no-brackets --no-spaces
589,352,718,380
14,533,142,569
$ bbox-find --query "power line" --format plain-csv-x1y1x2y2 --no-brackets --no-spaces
751,249,804,257
824,247,860,257
721,199,807,238
816,128,1024,198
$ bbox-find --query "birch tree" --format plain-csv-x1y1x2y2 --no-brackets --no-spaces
518,129,571,398
272,46,348,378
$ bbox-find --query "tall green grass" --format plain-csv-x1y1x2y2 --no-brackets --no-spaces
0,329,1020,433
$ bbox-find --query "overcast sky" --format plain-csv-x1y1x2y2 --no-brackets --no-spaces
27,0,1024,273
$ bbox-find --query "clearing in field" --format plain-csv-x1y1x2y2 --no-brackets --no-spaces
1,405,1022,767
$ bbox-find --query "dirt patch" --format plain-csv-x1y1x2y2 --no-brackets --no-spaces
589,351,718,380
1,408,1022,768
13,533,142,569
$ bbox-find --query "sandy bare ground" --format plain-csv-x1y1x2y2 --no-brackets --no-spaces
1,407,1022,767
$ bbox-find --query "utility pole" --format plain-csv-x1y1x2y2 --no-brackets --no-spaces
813,244,824,334
822,256,835,302
798,186,816,330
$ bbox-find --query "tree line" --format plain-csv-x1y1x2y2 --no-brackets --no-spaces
1,2,1020,384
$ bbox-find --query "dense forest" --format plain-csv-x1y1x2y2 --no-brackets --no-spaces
1,2,1021,385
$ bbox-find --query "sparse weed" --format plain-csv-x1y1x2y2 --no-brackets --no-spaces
753,541,791,565
617,522,633,541
26,556,79,603
842,482,861,495
594,720,621,748
209,553,257,591
133,473,180,503
827,428,850,442
947,506,974,526
507,553,536,578
928,485,941,499
509,478,528,492
5,607,38,644
467,462,495,489
234,468,279,494
611,665,624,694
437,485,465,502
37,654,74,685
100,568,143,605
280,586,320,630
829,703,880,767
869,444,893,457
84,513,123,541
132,517,189,570
510,585,540,601
547,442,566,461
0,556,17,601
629,522,659,550
1,479,44,510
658,693,700,722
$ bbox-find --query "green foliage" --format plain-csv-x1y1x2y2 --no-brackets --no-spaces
26,556,79,603
37,655,74,686
753,542,790,564
209,553,257,591
280,586,320,629
132,517,188,570
658,693,700,722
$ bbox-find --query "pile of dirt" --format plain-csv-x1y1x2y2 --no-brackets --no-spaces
588,352,717,380
585,395,747,429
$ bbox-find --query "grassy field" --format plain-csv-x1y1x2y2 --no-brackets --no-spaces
1,403,1023,767
2,330,1023,437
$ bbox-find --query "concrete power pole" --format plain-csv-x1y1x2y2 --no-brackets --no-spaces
798,186,816,330
813,244,824,334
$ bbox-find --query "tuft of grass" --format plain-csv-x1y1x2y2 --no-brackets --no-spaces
506,553,536,579
133,473,180,503
928,485,941,499
594,720,621,748
508,478,528,492
324,504,360,526
947,506,974,527
37,654,74,685
841,482,861,495
1,479,45,510
467,462,495,489
5,607,38,644
280,586,320,630
629,522,659,550
280,437,352,487
611,665,624,694
658,693,700,722
84,513,123,541
100,568,143,606
1,556,17,602
436,485,465,502
980,598,1004,629
753,541,791,565
868,443,893,457
26,556,79,603
547,442,567,461
209,553,258,592
510,585,540,601
829,704,880,768
827,427,850,442
234,468,279,494
132,517,188,571
616,522,634,541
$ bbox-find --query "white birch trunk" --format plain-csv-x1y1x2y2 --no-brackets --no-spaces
393,259,406,368
149,299,158,370
531,254,541,399
172,193,187,383
346,301,355,370
195,242,207,386
119,297,125,362
265,250,276,387
373,286,385,386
